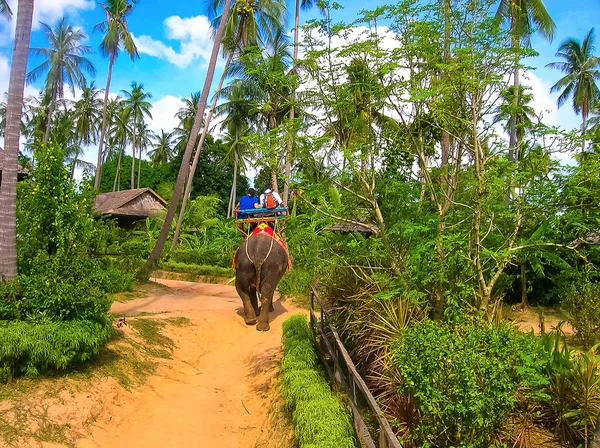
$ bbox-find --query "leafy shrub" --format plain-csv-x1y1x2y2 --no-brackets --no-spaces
281,314,356,447
159,261,234,278
561,279,600,348
390,319,550,447
0,319,113,380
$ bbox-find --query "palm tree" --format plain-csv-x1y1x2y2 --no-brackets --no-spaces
547,28,600,153
149,130,174,166
121,81,152,189
0,0,11,19
93,0,139,189
496,0,555,160
495,85,536,156
285,0,323,203
142,0,234,279
108,102,131,191
173,91,201,156
170,0,287,249
216,80,255,217
133,121,154,187
0,0,34,281
73,81,102,145
26,17,96,145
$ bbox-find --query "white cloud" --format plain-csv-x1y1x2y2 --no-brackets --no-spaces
0,0,94,45
133,15,215,68
146,95,185,134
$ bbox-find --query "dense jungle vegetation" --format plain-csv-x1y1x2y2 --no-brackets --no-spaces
1,0,600,445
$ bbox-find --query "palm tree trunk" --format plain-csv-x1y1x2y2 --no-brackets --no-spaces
508,25,519,163
42,96,56,146
131,118,136,190
228,151,238,218
113,146,123,192
137,147,142,188
283,0,302,205
0,0,34,282
94,52,115,189
171,51,235,250
143,0,233,279
70,149,79,179
582,109,588,154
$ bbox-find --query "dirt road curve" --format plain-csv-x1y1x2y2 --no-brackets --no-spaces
76,279,299,448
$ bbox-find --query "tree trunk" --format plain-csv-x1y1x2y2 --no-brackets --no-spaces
440,0,451,171
94,52,115,189
137,146,142,188
520,261,527,309
0,0,34,282
142,0,233,279
131,118,137,190
229,151,238,218
508,22,519,163
70,149,79,180
271,169,278,193
113,146,123,192
582,109,588,154
42,95,56,146
282,0,302,205
171,51,235,250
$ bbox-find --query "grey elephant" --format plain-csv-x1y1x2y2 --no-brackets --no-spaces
234,227,290,331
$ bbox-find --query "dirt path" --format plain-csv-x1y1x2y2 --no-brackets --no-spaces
72,279,299,448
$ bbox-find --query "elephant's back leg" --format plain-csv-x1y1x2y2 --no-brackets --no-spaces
235,242,259,324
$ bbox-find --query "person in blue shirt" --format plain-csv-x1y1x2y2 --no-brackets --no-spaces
237,188,259,219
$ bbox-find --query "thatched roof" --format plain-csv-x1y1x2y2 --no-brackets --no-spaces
325,222,379,234
94,188,167,218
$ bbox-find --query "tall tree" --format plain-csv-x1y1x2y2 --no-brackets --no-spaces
0,0,34,282
73,81,102,146
26,18,96,145
108,102,131,191
547,28,600,153
171,0,286,249
284,0,322,203
93,0,139,189
496,0,555,160
121,81,152,189
141,0,234,279
148,130,174,166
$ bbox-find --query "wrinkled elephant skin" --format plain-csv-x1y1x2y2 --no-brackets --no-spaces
234,233,288,331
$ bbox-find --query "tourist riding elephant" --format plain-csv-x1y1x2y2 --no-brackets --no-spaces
235,231,289,331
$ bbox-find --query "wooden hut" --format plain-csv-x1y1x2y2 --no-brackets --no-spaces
94,188,167,228
324,222,379,236
0,160,30,189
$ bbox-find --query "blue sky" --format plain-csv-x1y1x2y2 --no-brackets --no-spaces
0,0,599,165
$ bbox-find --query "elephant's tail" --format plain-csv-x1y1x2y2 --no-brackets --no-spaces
255,261,263,299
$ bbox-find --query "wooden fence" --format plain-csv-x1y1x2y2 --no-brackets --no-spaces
309,285,402,448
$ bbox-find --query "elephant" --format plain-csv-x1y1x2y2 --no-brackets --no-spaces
234,231,289,331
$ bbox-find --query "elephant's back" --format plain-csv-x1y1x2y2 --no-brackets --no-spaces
237,233,288,267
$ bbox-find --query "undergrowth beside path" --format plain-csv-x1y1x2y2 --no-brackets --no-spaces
281,314,356,448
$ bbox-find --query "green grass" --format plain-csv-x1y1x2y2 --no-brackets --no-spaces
159,261,235,278
281,314,356,448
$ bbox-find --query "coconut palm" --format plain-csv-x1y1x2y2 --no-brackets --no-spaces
143,0,234,278
547,28,600,153
108,102,131,191
215,80,255,217
73,81,102,146
121,81,152,189
149,130,174,166
173,91,201,156
285,0,323,203
170,0,287,249
26,18,96,145
0,0,34,281
93,0,139,189
495,85,536,156
496,0,555,160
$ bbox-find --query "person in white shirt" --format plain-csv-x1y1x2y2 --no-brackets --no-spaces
255,186,283,209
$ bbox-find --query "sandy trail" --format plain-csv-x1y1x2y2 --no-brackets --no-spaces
76,279,299,448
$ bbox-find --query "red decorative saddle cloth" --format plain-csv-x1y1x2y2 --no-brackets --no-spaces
232,223,292,270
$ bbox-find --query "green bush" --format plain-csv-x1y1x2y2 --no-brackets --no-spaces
159,260,234,278
281,314,356,447
561,279,600,348
390,319,550,447
0,319,113,379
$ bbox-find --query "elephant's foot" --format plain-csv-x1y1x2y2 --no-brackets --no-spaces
245,318,257,325
256,321,270,332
